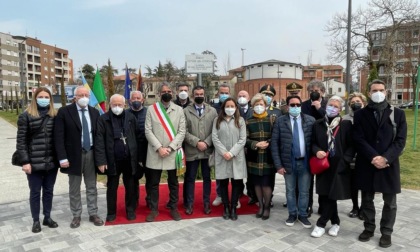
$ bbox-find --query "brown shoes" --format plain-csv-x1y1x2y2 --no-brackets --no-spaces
170,209,182,221
70,217,81,229
89,215,104,226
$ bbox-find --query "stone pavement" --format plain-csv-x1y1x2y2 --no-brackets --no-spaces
1,116,420,251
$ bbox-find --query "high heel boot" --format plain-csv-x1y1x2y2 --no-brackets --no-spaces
223,204,230,220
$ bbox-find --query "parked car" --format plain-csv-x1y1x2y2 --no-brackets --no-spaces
399,102,412,109
408,101,420,109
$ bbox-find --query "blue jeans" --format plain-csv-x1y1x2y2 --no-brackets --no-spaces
183,159,211,207
284,160,311,217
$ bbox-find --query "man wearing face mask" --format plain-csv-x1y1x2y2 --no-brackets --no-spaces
127,91,148,207
237,90,253,120
54,86,104,228
145,82,186,222
301,80,327,217
95,94,139,222
271,95,315,229
353,80,407,248
211,84,231,206
173,82,191,109
183,86,218,215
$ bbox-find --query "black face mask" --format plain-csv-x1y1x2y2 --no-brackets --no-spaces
351,103,362,111
131,101,142,110
310,91,320,101
194,97,204,104
161,93,173,102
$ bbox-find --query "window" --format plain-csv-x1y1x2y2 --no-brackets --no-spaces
338,88,342,92
13,52,18,57
44,75,48,80
44,58,47,63
34,47,40,54
395,62,404,71
44,66,48,71
379,66,385,74
413,30,419,38
51,68,54,72
397,46,405,55
413,45,419,54
44,49,47,54
396,77,404,84
6,40,11,45
6,50,10,55
335,70,340,74
268,64,274,66
258,65,262,67
381,32,387,40
397,93,402,101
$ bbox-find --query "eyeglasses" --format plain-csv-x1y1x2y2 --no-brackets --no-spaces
289,103,301,107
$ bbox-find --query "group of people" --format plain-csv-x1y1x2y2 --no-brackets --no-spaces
15,79,406,248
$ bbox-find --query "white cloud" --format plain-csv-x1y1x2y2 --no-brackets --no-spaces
0,19,26,35
82,0,128,9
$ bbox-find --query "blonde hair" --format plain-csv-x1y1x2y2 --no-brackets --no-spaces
250,93,267,107
26,87,56,117
347,92,367,106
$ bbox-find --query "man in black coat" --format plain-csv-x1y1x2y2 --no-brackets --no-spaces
54,86,104,228
173,82,192,109
353,79,407,248
95,94,139,222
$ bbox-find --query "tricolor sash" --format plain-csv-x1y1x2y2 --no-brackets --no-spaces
152,102,186,176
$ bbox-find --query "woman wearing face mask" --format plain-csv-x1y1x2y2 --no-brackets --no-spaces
342,92,367,220
15,87,59,233
310,96,355,238
245,93,275,220
212,98,247,221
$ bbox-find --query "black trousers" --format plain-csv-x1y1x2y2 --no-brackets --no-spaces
27,169,58,221
148,168,178,211
106,160,136,216
361,191,397,235
218,178,242,207
316,195,340,228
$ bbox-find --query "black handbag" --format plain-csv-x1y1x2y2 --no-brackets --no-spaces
11,115,49,166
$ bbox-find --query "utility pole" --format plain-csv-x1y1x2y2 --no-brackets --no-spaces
345,0,352,113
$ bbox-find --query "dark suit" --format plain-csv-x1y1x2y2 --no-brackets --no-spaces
54,103,100,217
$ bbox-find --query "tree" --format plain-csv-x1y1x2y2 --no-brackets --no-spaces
122,67,136,74
200,50,219,101
81,64,95,87
107,58,115,102
60,71,66,107
326,0,420,86
366,63,379,96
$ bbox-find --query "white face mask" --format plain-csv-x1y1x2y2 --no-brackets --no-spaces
253,105,266,115
371,91,386,103
111,106,124,115
225,107,236,116
237,97,248,105
178,91,189,100
77,97,89,107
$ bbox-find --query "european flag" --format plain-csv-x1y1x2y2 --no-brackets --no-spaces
124,67,131,100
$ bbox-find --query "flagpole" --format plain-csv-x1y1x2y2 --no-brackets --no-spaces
413,65,420,150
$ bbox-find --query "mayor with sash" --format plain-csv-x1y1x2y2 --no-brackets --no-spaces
144,82,186,222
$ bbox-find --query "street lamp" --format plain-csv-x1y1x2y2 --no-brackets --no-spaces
278,71,282,105
15,84,19,115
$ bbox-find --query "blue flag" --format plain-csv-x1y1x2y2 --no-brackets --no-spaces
124,67,131,100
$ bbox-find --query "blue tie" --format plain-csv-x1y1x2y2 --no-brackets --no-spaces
293,117,301,158
81,109,91,151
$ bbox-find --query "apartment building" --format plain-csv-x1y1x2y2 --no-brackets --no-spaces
365,21,420,103
0,32,73,104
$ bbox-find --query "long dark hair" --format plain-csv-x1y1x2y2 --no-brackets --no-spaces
216,97,240,129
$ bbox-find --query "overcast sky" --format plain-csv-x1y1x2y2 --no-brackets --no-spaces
1,0,367,76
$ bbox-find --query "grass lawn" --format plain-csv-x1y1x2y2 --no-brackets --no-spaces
2,109,419,190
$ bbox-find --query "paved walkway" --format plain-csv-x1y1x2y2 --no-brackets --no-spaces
1,116,420,251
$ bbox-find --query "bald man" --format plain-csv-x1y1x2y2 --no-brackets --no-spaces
237,90,253,120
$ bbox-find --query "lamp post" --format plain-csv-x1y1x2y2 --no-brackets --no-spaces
15,84,19,115
241,48,246,66
278,70,282,105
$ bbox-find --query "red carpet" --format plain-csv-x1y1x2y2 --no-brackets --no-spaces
105,181,259,225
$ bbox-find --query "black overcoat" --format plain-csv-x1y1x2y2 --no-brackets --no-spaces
353,105,407,194
94,111,139,176
54,103,100,176
312,118,354,200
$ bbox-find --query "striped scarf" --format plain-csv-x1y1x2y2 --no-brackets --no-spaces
325,116,341,157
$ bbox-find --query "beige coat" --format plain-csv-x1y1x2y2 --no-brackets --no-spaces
183,103,218,161
145,101,186,170
212,116,247,179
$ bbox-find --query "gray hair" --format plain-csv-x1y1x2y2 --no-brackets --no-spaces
130,90,143,99
328,95,344,109
250,93,267,107
158,81,171,93
110,94,125,104
74,85,89,96
307,79,326,92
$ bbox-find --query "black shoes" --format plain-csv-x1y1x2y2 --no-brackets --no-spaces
348,209,359,218
248,198,257,205
231,207,238,221
358,230,374,242
170,209,182,221
222,205,230,220
379,234,392,248
127,212,136,221
185,206,193,215
42,218,58,228
32,221,41,233
146,211,158,222
204,203,211,215
307,207,313,218
262,208,270,220
106,214,116,222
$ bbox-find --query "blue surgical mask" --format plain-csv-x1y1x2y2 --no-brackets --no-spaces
219,94,229,103
326,105,340,117
265,96,272,105
289,107,301,117
37,98,50,107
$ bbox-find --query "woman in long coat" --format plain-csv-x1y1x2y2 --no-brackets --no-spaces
212,97,246,221
245,93,275,220
310,96,354,238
